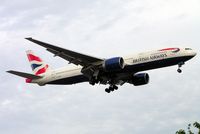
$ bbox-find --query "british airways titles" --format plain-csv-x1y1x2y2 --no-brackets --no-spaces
133,53,168,63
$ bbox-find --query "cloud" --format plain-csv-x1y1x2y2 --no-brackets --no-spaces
0,0,200,134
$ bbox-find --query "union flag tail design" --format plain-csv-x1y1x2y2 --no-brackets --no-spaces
26,50,50,75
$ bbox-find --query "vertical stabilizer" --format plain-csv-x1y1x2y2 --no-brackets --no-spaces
26,50,50,75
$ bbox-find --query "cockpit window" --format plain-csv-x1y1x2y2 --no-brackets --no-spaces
185,48,192,50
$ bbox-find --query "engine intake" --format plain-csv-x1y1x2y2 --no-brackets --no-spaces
103,57,125,72
131,73,149,86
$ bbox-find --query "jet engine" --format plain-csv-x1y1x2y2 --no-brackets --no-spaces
131,73,149,86
103,57,125,72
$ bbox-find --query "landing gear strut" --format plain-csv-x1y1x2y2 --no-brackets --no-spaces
177,62,185,73
89,77,99,85
105,85,118,93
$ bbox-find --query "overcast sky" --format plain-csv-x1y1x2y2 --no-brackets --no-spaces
0,0,200,134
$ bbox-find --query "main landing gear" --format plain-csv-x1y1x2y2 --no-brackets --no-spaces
105,85,118,93
89,76,99,85
177,62,185,73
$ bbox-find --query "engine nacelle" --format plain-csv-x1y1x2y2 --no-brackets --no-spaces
131,73,149,86
103,57,125,72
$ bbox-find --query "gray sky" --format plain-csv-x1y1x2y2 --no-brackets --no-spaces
0,0,200,134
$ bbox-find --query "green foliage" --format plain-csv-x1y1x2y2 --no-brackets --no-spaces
176,122,200,134
188,124,194,134
193,122,200,134
176,129,186,134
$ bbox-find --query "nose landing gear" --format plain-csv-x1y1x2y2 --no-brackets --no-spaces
177,68,182,73
177,62,185,73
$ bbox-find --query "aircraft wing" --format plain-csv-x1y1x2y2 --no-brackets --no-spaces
25,38,103,66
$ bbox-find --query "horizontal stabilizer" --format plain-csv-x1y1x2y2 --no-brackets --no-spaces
7,70,42,79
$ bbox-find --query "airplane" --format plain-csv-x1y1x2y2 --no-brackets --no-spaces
7,38,197,93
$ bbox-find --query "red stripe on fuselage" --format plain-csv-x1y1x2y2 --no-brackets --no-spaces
159,48,178,51
27,54,42,62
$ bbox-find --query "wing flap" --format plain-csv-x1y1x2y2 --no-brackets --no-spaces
7,70,42,79
46,48,83,65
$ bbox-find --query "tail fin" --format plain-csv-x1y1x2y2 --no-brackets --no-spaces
26,50,50,75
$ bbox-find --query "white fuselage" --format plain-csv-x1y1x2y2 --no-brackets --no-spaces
31,48,196,85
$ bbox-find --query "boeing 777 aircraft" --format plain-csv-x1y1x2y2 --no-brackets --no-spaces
7,38,197,93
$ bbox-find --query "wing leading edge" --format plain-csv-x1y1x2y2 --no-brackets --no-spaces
25,38,103,67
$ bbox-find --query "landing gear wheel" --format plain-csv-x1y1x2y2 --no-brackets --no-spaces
105,85,119,93
177,68,182,73
89,77,99,86
89,81,95,86
109,87,114,92
105,88,110,93
113,85,118,90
